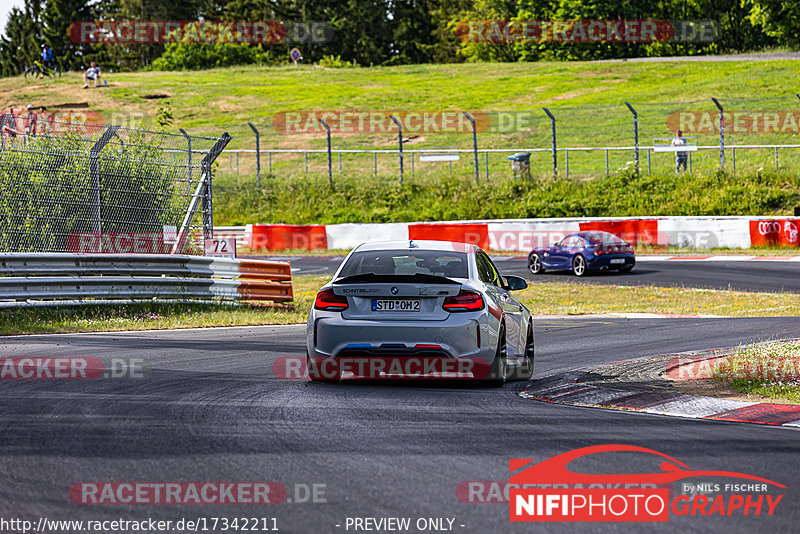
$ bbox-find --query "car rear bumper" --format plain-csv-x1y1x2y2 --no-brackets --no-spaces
587,254,635,270
306,312,497,378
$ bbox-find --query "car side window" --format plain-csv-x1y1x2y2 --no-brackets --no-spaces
484,255,502,286
476,252,500,286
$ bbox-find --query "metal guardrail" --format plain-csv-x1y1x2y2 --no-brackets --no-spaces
0,253,292,305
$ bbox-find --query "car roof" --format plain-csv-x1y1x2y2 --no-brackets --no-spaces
574,231,618,238
353,240,472,253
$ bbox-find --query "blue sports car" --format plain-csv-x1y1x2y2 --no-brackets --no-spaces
527,231,635,277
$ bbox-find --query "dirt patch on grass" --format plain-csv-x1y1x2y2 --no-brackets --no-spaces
671,377,797,404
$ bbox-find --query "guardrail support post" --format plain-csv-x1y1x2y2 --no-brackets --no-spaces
543,108,557,177
89,126,120,251
711,98,725,171
565,149,569,178
179,128,192,185
463,112,479,184
732,147,736,174
247,122,260,187
605,149,609,177
411,151,415,179
389,115,404,185
625,103,639,174
485,151,489,181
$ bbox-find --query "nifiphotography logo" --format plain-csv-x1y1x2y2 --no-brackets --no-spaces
509,444,785,522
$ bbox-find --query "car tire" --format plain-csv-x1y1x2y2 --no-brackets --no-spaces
307,352,341,383
528,253,544,275
484,324,508,387
572,255,588,277
511,324,534,381
618,265,633,273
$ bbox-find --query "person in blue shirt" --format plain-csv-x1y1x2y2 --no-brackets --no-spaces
41,44,53,68
83,62,101,88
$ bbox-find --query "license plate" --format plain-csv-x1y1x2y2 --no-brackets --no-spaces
610,258,625,264
372,299,420,312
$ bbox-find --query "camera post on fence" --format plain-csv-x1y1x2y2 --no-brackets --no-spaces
318,118,333,186
711,98,725,171
247,122,261,187
543,108,557,177
463,111,480,184
389,115,404,185
625,102,639,174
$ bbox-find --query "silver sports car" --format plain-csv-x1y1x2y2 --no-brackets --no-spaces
306,240,533,386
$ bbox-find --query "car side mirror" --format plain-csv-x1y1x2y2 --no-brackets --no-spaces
503,275,528,291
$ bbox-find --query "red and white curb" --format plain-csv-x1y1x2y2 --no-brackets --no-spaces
520,352,800,428
217,216,800,252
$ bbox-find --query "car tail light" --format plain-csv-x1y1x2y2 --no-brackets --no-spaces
625,244,634,253
594,246,605,255
314,288,349,311
443,290,484,312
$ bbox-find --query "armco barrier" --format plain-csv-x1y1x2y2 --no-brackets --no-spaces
239,216,800,252
0,254,292,305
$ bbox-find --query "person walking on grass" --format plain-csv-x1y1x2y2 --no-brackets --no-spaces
83,62,101,88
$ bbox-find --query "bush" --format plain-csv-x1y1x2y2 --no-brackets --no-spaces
149,43,278,71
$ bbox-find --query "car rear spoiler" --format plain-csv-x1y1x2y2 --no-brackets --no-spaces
334,273,461,285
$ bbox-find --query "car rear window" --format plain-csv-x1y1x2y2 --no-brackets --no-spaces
338,250,469,278
584,232,625,245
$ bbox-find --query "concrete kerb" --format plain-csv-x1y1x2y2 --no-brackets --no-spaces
520,343,800,428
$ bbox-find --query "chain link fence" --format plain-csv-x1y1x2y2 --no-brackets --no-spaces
0,114,230,254
191,96,800,183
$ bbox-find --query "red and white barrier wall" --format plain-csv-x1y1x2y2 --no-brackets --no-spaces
234,217,800,252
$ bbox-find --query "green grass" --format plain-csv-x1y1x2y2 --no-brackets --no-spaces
3,275,800,336
713,341,800,403
214,169,800,225
3,61,800,224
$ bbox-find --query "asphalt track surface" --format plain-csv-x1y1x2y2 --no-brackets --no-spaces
267,255,800,293
2,318,800,533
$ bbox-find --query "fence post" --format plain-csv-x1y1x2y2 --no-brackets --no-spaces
389,115,404,185
625,102,639,174
565,149,569,178
732,147,736,174
319,118,332,185
605,149,609,177
89,126,120,250
463,111,479,184
247,122,260,186
411,151,415,180
543,108,557,177
171,133,232,253
711,98,724,171
179,128,192,185
485,151,489,181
